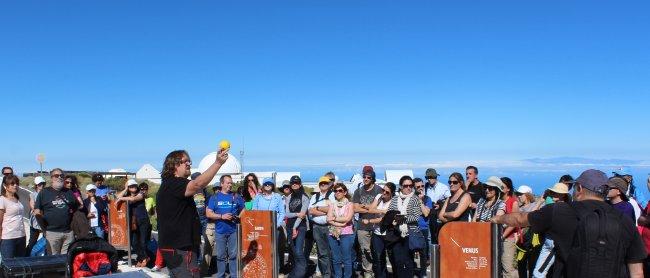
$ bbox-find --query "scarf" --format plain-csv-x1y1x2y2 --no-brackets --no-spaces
329,198,350,239
396,191,414,237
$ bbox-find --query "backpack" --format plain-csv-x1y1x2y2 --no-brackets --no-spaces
561,202,626,278
30,236,47,257
68,236,118,277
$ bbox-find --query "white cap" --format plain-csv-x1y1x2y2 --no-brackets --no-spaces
34,176,46,186
85,184,97,191
127,179,138,187
516,185,533,194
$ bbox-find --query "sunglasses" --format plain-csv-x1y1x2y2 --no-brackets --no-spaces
415,186,423,190
335,189,346,193
382,190,391,194
363,176,372,180
402,183,414,188
319,183,330,186
180,160,192,165
2,172,12,176
51,174,63,179
448,180,460,185
247,179,255,182
64,181,72,184
425,176,436,179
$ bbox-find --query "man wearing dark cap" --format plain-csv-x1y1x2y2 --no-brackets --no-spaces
353,168,382,278
492,169,646,277
607,176,635,222
424,168,450,245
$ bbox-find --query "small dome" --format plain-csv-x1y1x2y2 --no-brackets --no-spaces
197,152,241,185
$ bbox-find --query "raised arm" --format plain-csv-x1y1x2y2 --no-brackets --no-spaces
185,149,228,197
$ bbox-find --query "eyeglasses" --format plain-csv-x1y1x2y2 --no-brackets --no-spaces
329,178,335,182
415,186,423,190
2,172,12,176
319,183,329,187
51,174,63,179
363,176,372,180
402,183,414,188
382,190,391,194
180,160,192,165
448,180,459,185
425,176,436,180
64,181,71,184
335,189,346,193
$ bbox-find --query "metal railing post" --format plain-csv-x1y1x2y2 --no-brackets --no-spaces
429,244,440,278
491,223,501,278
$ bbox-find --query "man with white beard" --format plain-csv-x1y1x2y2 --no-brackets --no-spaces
34,168,78,254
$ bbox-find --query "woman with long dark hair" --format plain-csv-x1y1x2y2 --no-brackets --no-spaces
0,174,26,258
117,179,150,267
386,176,423,278
64,175,84,208
367,182,396,278
438,172,471,223
242,173,260,210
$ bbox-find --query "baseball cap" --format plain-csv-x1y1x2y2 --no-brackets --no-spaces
612,166,631,177
290,175,301,184
362,165,374,174
516,185,533,195
607,176,629,200
127,179,138,187
85,184,97,191
425,168,440,178
262,179,275,187
281,180,291,190
485,176,505,192
548,183,569,194
34,176,46,186
318,176,331,184
575,169,608,194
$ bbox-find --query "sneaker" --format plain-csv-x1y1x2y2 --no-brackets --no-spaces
151,266,161,272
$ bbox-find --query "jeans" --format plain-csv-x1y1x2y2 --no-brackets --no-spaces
533,238,555,278
418,229,431,278
312,224,332,278
356,230,373,277
328,234,354,278
45,230,74,255
1,237,26,259
25,227,41,256
91,226,104,239
131,220,152,262
160,248,200,278
390,237,414,278
289,226,307,278
215,233,238,278
371,233,389,278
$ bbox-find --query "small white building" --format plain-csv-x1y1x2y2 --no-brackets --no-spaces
385,170,414,185
136,164,161,184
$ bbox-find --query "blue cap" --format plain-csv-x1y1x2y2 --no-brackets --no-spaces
262,178,275,187
612,166,631,176
575,169,608,194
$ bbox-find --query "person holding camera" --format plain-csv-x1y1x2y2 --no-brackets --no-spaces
206,174,245,278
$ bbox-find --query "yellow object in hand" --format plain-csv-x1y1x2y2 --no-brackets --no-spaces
219,140,231,150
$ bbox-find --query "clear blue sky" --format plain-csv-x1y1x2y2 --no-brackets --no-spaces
1,1,649,172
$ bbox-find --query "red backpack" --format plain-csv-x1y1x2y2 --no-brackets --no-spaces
68,236,118,277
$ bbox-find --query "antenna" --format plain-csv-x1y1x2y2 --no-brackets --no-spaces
240,137,245,173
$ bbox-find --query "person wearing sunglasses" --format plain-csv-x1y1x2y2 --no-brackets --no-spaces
308,176,335,278
243,173,260,211
1,167,13,177
438,172,471,223
365,182,396,278
285,175,309,278
34,168,78,255
473,176,506,223
26,176,46,257
353,169,382,278
327,183,354,278
386,176,423,278
0,174,26,259
413,178,433,278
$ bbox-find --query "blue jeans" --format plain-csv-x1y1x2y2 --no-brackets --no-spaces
92,226,105,239
328,234,354,278
289,226,307,278
312,224,332,278
1,237,26,259
215,233,238,278
371,233,388,278
533,238,555,278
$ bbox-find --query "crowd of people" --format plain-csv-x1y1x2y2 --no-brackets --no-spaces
2,152,650,278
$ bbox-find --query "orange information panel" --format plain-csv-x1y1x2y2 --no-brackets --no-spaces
439,222,493,278
108,200,130,250
239,210,276,278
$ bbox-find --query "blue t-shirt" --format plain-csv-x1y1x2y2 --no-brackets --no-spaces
610,200,636,222
418,196,433,231
207,192,245,235
95,185,111,198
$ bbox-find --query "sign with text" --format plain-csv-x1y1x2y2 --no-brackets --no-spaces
108,200,130,250
439,222,493,278
239,210,276,278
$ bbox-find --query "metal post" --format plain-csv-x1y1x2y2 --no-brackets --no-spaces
429,244,440,278
126,201,132,268
237,224,242,277
272,211,278,278
491,223,501,278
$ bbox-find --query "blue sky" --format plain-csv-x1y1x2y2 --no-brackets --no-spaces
1,1,649,173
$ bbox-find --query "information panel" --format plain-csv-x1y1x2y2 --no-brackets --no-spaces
239,210,276,278
108,200,130,250
439,222,493,278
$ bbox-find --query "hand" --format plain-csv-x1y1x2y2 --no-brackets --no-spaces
297,212,306,219
292,228,298,239
469,203,477,209
215,148,229,165
327,215,335,222
222,213,234,221
363,219,369,225
88,213,96,219
490,215,500,224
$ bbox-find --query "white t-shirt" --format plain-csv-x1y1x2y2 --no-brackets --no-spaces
373,195,392,235
0,196,26,239
89,202,99,227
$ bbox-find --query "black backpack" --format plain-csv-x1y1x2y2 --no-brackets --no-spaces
561,202,627,278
